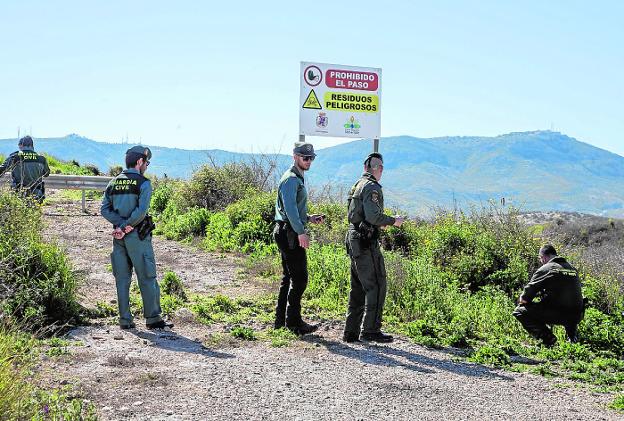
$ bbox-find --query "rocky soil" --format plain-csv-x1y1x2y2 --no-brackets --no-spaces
38,196,620,420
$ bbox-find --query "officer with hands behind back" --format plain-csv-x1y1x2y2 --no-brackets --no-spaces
100,146,172,330
343,153,404,343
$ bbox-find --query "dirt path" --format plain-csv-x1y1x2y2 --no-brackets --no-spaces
39,196,619,420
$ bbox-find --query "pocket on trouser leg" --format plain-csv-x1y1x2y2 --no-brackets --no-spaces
111,249,132,280
286,229,298,250
347,231,363,258
110,252,117,278
142,253,157,278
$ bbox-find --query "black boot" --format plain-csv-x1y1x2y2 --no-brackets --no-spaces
287,321,319,335
274,316,286,330
565,324,579,343
361,331,393,343
146,320,174,329
343,331,361,343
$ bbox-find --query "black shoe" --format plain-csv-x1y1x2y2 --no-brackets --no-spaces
146,320,174,330
274,318,286,330
361,331,394,343
343,332,361,343
541,335,557,348
287,321,319,335
120,322,136,330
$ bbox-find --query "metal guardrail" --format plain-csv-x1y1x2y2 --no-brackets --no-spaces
0,173,113,212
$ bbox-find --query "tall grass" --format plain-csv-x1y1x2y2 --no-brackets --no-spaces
0,191,95,419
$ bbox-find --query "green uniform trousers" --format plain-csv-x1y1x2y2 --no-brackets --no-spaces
110,231,162,326
345,230,387,335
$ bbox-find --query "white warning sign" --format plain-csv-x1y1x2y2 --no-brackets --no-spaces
299,61,381,138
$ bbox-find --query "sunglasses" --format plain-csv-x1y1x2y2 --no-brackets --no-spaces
299,155,315,162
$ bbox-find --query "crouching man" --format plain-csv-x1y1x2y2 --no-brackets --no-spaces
513,244,584,346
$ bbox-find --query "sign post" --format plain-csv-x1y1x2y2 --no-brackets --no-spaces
299,62,382,152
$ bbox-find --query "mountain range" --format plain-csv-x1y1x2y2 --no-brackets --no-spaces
1,131,623,216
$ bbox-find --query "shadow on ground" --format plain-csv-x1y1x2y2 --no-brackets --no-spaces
304,336,513,380
130,329,236,359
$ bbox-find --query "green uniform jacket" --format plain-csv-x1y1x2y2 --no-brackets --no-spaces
347,172,395,227
275,165,308,235
0,148,50,190
100,169,152,229
520,256,583,311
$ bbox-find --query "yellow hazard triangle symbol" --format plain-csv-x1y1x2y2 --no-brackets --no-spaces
302,89,322,110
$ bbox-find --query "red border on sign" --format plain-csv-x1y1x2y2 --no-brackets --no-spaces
304,65,322,87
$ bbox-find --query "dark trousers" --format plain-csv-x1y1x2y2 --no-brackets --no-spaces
513,303,582,344
344,230,387,335
273,222,308,327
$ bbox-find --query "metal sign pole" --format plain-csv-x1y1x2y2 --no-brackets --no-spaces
299,134,305,143
373,138,379,152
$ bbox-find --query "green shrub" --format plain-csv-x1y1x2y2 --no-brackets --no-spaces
155,195,212,241
44,154,95,176
161,271,188,301
267,327,298,347
578,308,624,356
230,326,256,340
151,178,177,214
180,162,263,210
0,192,81,331
610,394,624,411
201,192,276,253
469,345,512,367
108,165,123,176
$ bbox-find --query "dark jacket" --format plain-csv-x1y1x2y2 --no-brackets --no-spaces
347,172,395,228
0,148,50,194
520,256,584,311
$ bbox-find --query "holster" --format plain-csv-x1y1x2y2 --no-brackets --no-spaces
355,221,379,243
137,214,156,241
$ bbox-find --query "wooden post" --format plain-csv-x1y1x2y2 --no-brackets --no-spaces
373,138,379,152
81,190,87,213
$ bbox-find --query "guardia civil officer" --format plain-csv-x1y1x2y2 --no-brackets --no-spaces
0,136,50,202
513,244,585,346
343,153,404,343
100,146,172,330
273,142,325,335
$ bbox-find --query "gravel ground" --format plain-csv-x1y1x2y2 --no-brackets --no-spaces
39,195,620,420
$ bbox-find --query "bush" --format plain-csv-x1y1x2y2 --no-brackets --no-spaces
84,164,101,176
156,202,212,241
0,192,81,331
108,165,123,177
151,177,179,215
180,162,263,211
161,271,188,301
0,193,80,330
469,345,512,367
230,326,256,341
202,192,276,253
44,155,95,176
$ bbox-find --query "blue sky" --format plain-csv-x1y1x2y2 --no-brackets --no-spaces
1,1,622,155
